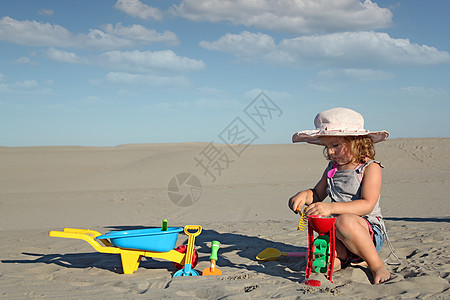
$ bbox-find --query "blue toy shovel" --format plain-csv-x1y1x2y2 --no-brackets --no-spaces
173,225,202,277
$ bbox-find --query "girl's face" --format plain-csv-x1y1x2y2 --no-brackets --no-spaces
320,137,353,165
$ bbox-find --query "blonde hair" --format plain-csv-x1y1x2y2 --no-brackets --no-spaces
323,136,375,164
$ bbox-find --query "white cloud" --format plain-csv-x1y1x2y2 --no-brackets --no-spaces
11,80,39,89
101,50,206,73
305,80,341,93
0,16,75,47
173,0,392,34
144,100,192,112
244,89,294,102
280,32,450,67
81,96,109,105
0,17,178,49
400,86,448,97
14,57,32,64
305,68,395,92
195,87,227,96
83,23,179,48
0,78,54,96
84,28,132,48
101,23,179,46
200,31,450,67
105,72,191,87
194,97,242,109
45,102,74,112
200,31,276,60
114,0,163,20
0,83,11,94
46,48,85,63
317,68,394,81
38,9,54,16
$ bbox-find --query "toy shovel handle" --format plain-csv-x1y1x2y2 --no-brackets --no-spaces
209,241,220,261
184,225,202,237
285,251,306,257
184,225,202,266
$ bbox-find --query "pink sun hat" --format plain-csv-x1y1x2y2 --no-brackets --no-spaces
292,107,389,145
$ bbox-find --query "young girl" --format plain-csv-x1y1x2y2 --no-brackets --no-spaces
288,107,391,284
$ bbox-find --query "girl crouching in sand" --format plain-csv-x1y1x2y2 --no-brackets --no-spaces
288,107,391,284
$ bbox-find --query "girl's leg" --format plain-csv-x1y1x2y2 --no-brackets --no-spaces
333,239,349,271
335,214,390,284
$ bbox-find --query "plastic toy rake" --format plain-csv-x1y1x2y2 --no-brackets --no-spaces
297,206,307,231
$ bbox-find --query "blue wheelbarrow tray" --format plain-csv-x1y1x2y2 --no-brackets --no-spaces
97,227,184,252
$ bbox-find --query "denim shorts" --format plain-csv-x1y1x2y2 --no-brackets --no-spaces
372,225,385,253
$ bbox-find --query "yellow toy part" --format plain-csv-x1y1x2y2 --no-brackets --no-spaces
183,225,202,266
297,206,308,231
173,225,202,277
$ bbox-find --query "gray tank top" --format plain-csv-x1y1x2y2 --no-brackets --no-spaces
326,160,385,231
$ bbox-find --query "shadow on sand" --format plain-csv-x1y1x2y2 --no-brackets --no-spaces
384,217,450,223
2,226,308,282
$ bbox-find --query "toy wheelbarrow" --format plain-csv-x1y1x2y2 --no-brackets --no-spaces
48,225,200,275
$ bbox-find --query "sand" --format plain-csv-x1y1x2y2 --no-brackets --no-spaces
0,138,449,299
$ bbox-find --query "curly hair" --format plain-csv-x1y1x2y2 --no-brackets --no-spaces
323,136,375,164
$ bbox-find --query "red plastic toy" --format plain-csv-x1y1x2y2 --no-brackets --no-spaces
305,215,337,283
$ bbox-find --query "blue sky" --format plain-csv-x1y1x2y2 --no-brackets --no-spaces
1,0,449,146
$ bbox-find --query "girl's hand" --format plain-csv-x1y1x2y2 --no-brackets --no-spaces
305,202,333,216
288,191,307,213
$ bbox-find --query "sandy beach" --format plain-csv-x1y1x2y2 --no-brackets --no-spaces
1,138,449,299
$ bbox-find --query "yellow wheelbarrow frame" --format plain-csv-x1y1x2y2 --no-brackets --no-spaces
49,227,198,275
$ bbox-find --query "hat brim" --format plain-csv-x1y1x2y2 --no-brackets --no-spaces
292,130,389,145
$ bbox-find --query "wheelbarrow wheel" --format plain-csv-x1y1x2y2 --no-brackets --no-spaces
173,244,199,270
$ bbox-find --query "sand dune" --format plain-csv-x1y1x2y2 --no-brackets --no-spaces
1,138,449,299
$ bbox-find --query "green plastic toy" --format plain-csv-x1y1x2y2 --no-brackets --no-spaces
203,241,222,276
312,235,330,273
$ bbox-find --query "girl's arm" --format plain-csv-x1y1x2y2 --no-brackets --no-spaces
288,168,328,213
306,162,382,216
312,168,328,203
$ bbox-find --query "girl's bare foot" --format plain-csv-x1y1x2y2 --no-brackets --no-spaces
333,257,342,271
351,260,368,267
371,265,390,284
